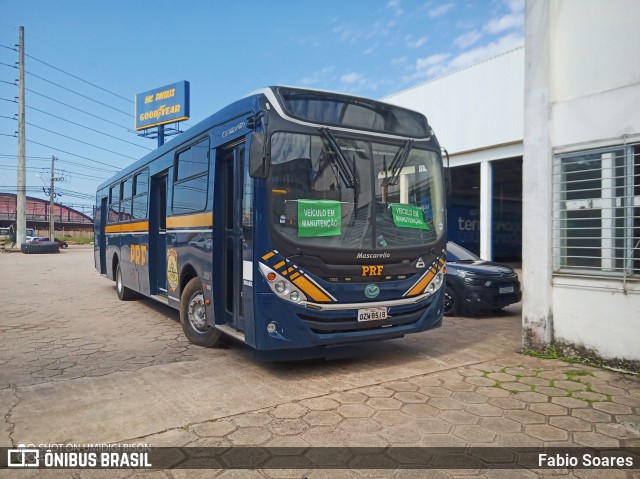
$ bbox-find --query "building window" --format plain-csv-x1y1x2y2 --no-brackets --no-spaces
553,144,640,276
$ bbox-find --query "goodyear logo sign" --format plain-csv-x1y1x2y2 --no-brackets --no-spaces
135,81,190,131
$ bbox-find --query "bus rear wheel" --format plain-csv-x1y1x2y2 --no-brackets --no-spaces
180,277,221,348
116,263,136,301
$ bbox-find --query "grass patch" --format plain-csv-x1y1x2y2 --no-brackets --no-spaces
59,235,93,245
565,369,593,381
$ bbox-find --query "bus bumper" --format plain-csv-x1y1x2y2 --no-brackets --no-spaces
252,287,444,359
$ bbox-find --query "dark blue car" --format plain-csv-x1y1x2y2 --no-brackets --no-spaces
444,242,522,316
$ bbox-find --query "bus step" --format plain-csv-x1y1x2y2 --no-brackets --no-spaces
149,294,169,306
215,324,246,343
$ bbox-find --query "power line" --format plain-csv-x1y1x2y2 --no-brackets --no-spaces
25,139,121,171
25,70,132,117
26,103,151,151
2,114,138,161
25,87,134,132
0,163,107,181
0,154,118,174
1,97,150,151
25,52,133,103
2,60,131,117
1,43,132,104
25,120,138,161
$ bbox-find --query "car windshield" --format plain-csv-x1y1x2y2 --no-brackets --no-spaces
268,132,444,253
447,242,479,262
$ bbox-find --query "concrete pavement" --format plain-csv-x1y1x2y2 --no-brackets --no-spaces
1,247,639,478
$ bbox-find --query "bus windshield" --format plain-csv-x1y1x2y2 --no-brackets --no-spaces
268,131,444,254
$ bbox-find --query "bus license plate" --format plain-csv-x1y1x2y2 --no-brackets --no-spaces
357,307,388,322
500,285,514,294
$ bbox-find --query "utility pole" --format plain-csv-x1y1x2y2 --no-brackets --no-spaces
16,26,26,245
49,155,58,241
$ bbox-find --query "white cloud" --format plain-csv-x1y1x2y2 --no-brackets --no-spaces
485,0,525,34
299,66,335,86
403,53,451,81
454,29,482,49
448,31,523,70
387,0,403,16
485,11,524,34
428,3,454,18
404,31,523,83
341,72,364,84
407,36,429,48
391,55,408,66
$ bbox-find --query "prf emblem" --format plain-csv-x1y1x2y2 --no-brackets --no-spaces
167,248,179,292
130,244,147,265
362,265,383,277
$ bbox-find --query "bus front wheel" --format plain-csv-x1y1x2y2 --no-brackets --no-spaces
180,277,221,348
116,263,136,301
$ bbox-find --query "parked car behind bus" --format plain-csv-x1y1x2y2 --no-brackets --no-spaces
444,241,521,316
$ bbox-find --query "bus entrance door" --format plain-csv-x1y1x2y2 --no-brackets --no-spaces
216,142,251,333
150,172,168,296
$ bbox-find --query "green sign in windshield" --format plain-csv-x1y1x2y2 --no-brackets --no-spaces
298,199,342,237
390,204,430,230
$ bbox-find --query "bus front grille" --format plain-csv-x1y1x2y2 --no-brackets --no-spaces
296,300,430,334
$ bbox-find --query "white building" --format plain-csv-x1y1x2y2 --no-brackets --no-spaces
523,0,639,364
385,47,525,263
384,0,640,366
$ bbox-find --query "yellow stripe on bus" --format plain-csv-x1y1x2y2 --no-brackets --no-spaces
105,221,149,234
262,251,275,261
406,267,437,297
282,267,295,276
166,212,213,229
292,275,331,302
273,261,286,270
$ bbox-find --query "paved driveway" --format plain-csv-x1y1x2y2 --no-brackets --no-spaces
1,247,638,478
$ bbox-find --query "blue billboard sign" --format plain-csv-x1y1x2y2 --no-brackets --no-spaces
135,81,190,131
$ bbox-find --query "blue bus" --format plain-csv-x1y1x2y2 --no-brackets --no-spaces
95,87,447,359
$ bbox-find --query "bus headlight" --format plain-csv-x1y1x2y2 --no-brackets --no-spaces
258,262,308,304
275,280,288,294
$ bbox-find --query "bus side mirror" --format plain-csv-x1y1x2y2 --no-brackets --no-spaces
249,131,270,179
441,147,451,205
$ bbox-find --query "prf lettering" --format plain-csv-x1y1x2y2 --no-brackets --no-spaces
362,265,383,277
130,244,147,265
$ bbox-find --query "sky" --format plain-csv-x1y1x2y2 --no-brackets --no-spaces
0,0,524,214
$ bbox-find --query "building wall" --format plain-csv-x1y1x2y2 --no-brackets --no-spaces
523,0,640,362
383,48,524,159
384,48,525,260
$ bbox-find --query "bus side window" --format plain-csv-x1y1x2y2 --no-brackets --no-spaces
108,184,119,224
132,170,149,220
173,139,209,214
242,147,253,243
120,177,133,222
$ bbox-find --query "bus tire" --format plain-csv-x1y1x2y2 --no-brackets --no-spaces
180,277,221,348
115,263,136,301
21,242,59,254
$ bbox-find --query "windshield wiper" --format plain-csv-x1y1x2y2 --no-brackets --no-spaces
382,139,413,187
319,128,359,190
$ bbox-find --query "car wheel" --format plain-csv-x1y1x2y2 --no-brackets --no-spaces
179,277,221,347
443,286,462,316
115,263,136,300
20,242,59,254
